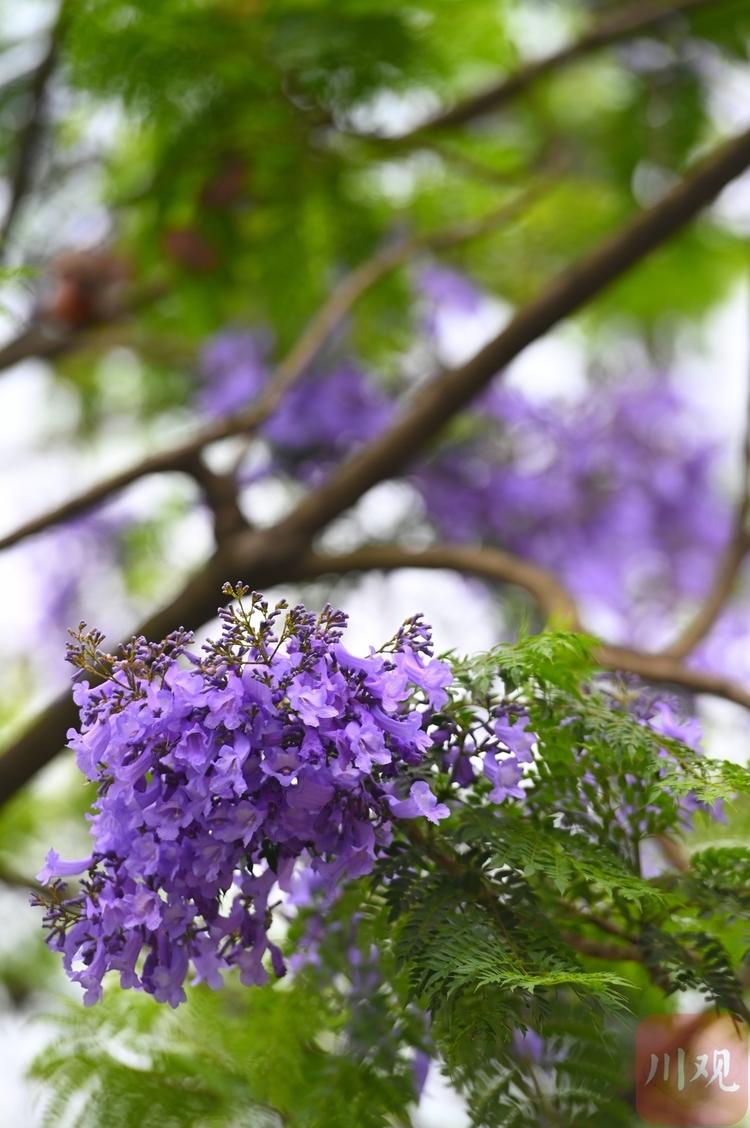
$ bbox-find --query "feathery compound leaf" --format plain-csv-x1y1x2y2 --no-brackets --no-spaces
457,807,665,905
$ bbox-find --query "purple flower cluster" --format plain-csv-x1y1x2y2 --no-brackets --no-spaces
595,689,720,846
437,705,536,803
645,698,722,827
419,263,483,337
34,589,452,1006
415,379,730,644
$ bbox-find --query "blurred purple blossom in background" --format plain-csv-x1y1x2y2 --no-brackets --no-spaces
198,330,267,417
197,269,737,662
415,379,731,645
18,264,746,711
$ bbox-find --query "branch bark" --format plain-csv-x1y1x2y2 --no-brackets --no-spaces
286,544,581,626
292,546,750,711
274,123,750,543
4,534,750,808
5,118,750,552
659,533,750,659
596,642,750,710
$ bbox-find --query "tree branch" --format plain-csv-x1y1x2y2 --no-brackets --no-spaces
0,1,68,252
3,123,750,807
290,545,750,711
393,0,725,139
185,455,247,544
660,532,750,660
285,544,581,626
274,122,750,543
661,279,750,659
0,279,164,377
3,534,750,809
0,189,540,551
407,824,642,964
5,116,749,553
596,642,750,711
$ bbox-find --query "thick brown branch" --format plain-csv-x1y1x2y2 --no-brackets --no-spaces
3,534,750,809
3,125,750,806
275,123,750,543
185,456,247,544
4,117,749,553
291,545,750,711
596,643,750,711
396,0,725,138
660,532,750,659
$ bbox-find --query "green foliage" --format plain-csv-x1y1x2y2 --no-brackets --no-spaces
688,845,750,920
31,974,418,1128
4,0,744,426
456,806,663,905
464,1008,635,1128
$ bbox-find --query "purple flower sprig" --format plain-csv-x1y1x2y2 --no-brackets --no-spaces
433,698,538,805
35,589,454,1007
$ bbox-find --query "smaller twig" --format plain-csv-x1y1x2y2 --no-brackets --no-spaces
421,138,537,189
286,544,580,626
559,904,640,945
661,534,750,660
0,858,43,893
183,454,247,544
227,176,550,476
655,835,690,872
0,279,164,378
404,821,533,968
595,643,750,712
662,273,750,659
0,186,546,552
406,822,641,963
285,543,750,712
388,0,724,140
0,1,68,253
560,934,641,962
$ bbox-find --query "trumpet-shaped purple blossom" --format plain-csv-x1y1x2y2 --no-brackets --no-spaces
385,779,450,823
34,590,452,1007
